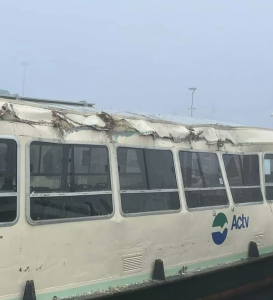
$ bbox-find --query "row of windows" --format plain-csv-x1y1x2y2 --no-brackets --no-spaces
0,139,271,224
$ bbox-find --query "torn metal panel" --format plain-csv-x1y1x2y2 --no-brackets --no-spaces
145,122,190,142
197,127,236,145
52,111,115,131
123,119,159,138
1,97,273,147
0,100,115,133
121,119,236,145
0,105,6,117
123,119,193,142
63,114,107,128
0,102,53,125
0,103,20,121
97,112,116,130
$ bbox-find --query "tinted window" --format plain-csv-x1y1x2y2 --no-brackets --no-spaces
263,154,273,200
0,196,17,222
117,147,180,214
0,140,17,192
223,154,262,204
180,151,224,188
30,194,112,220
223,154,260,186
121,192,180,214
265,186,273,201
145,149,177,189
30,143,64,192
0,139,17,223
230,188,263,204
185,190,228,208
117,148,147,190
30,143,111,193
118,147,177,190
179,151,228,208
30,142,112,221
72,145,110,192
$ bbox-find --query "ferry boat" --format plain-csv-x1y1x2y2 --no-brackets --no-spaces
1,92,273,300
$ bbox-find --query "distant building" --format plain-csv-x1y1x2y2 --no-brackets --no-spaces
0,89,10,96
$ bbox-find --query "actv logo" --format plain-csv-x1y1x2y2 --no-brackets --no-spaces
212,213,250,245
231,214,249,230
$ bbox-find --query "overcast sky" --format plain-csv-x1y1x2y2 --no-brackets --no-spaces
0,0,272,127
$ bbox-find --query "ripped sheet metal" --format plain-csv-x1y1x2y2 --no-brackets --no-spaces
0,99,256,146
197,127,236,145
0,102,53,124
122,119,191,142
52,112,114,131
121,119,238,145
0,102,114,131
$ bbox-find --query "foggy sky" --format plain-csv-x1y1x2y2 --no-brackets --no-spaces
0,0,272,127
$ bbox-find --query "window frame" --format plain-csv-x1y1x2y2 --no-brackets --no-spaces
115,144,182,217
26,139,115,225
263,152,273,202
221,152,264,207
178,149,230,212
0,135,19,227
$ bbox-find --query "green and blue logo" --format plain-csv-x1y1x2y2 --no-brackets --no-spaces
211,213,228,245
212,213,250,245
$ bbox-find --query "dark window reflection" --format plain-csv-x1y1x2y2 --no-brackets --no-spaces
223,154,260,186
185,190,228,209
30,142,111,193
179,151,227,208
0,140,17,192
121,192,180,214
30,194,113,221
223,154,262,204
117,147,180,214
0,197,17,222
180,151,224,188
0,139,17,223
117,147,177,190
230,188,263,204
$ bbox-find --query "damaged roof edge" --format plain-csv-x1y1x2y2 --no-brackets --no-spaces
0,94,95,108
0,96,272,146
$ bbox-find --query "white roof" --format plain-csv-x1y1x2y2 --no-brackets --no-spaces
0,95,272,147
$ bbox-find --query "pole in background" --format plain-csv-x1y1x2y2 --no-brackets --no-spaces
188,87,197,117
20,61,29,96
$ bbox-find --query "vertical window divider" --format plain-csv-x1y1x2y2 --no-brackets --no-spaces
61,145,70,193
71,145,75,193
38,145,42,174
89,146,92,173
143,150,150,190
238,156,245,186
196,153,206,188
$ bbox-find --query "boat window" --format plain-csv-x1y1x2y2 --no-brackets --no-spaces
179,151,228,209
30,143,64,192
223,154,263,204
117,147,180,214
263,154,273,200
73,146,111,191
29,141,113,222
0,139,17,223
